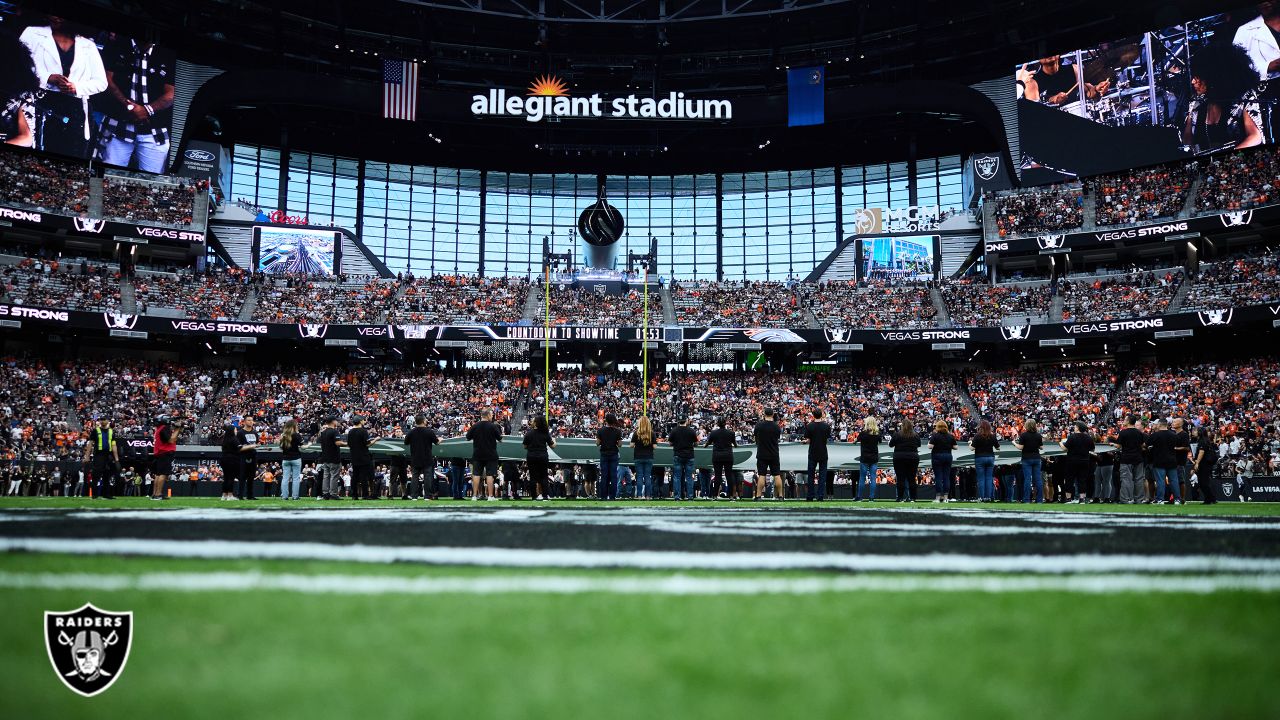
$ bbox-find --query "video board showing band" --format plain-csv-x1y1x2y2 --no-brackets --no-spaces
0,4,177,172
256,226,337,276
1016,4,1279,183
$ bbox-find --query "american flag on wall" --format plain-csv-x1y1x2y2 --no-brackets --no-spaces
383,58,418,121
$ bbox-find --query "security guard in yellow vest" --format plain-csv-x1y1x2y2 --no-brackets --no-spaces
82,417,119,500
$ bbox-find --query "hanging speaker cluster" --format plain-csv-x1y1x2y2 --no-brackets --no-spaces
577,199,625,247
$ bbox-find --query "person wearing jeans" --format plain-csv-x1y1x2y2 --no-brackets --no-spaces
1147,418,1182,504
278,419,303,500
596,413,624,501
667,416,698,500
969,420,999,502
856,417,883,502
801,409,832,501
631,416,656,500
928,420,958,503
1015,420,1045,503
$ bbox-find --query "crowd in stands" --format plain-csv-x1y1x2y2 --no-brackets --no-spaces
101,177,198,228
939,278,1053,327
963,364,1117,441
61,360,216,440
1060,270,1183,321
544,283,663,327
0,258,121,312
1112,359,1280,440
134,269,251,320
1196,144,1280,213
669,280,808,327
387,275,530,325
1184,252,1280,311
804,281,937,329
253,277,394,324
201,367,525,444
0,151,90,216
1090,164,1195,227
989,186,1083,238
0,357,76,461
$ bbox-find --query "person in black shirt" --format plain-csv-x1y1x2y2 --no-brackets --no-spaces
801,409,831,501
1114,415,1147,504
316,416,345,500
889,419,921,502
523,415,556,501
218,423,241,501
596,413,624,501
1173,418,1192,502
466,409,503,500
1192,425,1219,505
1147,419,1182,505
753,409,783,501
856,416,883,502
236,417,261,500
346,416,379,500
403,415,440,500
1014,419,1045,503
279,419,303,500
928,420,958,503
82,417,118,500
1060,421,1096,504
668,417,698,501
968,419,1000,502
706,417,738,500
631,416,656,500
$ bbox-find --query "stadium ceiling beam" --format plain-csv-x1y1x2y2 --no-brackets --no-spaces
391,0,858,23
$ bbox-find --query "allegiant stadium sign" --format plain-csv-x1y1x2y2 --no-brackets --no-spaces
471,75,732,123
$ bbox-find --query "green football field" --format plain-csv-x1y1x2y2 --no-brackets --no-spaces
3,498,1279,719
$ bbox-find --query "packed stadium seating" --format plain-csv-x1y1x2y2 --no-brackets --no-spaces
252,277,395,324
1196,145,1280,213
805,281,937,329
989,185,1083,238
545,283,663,327
939,278,1054,327
101,176,199,228
962,364,1118,440
1090,163,1195,227
1112,359,1280,444
1183,251,1280,312
134,270,251,320
0,258,122,312
0,151,90,216
387,275,530,325
61,360,217,440
0,357,76,460
1059,270,1183,321
669,280,807,327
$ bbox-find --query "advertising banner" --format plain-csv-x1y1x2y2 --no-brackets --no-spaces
984,205,1278,256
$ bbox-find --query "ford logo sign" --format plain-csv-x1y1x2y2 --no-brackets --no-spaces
184,149,215,162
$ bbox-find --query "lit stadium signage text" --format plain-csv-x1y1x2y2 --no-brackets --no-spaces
471,77,732,123
1063,319,1164,334
170,321,270,334
0,306,68,321
0,207,41,223
878,330,971,341
1093,223,1189,243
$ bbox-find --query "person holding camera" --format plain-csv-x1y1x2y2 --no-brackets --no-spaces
150,415,179,501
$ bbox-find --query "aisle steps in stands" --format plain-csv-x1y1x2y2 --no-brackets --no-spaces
1183,176,1203,217
60,396,82,433
659,284,677,325
337,234,379,277
929,287,952,326
238,287,259,321
1167,278,1192,313
953,377,981,421
817,242,859,282
1099,367,1130,425
938,234,981,279
522,283,541,321
1049,292,1065,322
1082,191,1097,231
119,277,137,314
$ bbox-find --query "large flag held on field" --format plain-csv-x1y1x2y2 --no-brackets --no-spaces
383,58,419,121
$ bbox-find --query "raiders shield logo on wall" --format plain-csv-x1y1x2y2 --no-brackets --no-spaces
45,603,133,697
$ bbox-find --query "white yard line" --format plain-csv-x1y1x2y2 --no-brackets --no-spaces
0,570,1277,595
3,536,1279,574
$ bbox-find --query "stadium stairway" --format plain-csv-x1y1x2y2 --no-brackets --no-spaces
60,395,82,433
237,287,259,321
1048,291,1065,322
1083,191,1097,231
208,222,253,268
522,282,541,321
953,376,981,420
119,277,137,314
1099,366,1131,424
1182,176,1204,217
928,287,952,326
1167,277,1193,313
659,284,677,325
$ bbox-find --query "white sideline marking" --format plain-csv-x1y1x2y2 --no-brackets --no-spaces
0,570,1276,595
3,537,1280,574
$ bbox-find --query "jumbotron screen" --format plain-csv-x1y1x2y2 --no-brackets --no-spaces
861,235,936,282
1015,4,1277,182
255,226,337,276
0,10,178,172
